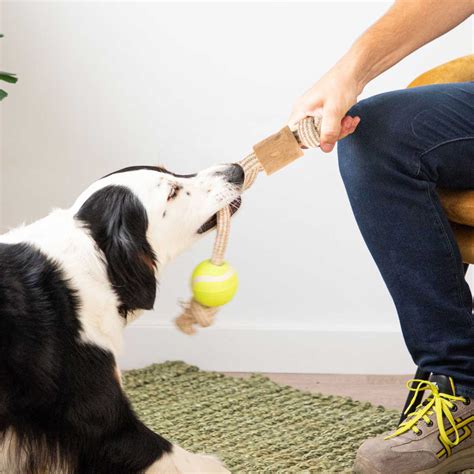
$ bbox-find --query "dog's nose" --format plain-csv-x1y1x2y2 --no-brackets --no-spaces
225,164,245,186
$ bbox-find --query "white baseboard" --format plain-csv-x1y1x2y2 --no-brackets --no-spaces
118,323,416,374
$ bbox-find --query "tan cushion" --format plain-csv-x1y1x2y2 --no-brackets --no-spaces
408,55,474,88
438,189,474,227
451,223,474,264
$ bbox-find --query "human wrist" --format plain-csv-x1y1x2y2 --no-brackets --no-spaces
336,44,374,94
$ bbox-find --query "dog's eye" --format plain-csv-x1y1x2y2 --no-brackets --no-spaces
167,185,180,201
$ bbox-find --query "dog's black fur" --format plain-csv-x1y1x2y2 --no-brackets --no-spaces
76,185,157,319
0,191,171,473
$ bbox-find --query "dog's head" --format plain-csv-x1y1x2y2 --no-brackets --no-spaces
72,163,244,317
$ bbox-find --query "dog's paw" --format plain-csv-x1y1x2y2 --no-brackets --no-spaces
147,444,230,473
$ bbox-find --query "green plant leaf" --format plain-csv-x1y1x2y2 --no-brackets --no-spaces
0,89,8,101
0,34,3,39
0,72,17,84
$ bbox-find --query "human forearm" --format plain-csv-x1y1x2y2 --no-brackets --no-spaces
343,0,474,91
289,0,474,152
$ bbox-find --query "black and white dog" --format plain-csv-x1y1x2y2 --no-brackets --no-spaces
0,163,244,473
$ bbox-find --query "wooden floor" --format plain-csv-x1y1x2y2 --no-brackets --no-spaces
225,373,411,411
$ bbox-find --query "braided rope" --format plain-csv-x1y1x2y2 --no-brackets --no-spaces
211,205,231,266
175,116,321,334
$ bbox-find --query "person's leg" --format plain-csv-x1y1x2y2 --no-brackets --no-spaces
338,82,474,396
339,83,474,473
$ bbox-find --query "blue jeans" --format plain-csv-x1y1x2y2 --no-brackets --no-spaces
338,82,474,397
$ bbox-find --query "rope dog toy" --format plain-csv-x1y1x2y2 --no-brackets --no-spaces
175,115,322,334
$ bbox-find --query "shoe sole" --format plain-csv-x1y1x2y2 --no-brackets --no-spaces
353,445,474,473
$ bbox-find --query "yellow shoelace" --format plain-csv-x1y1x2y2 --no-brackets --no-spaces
385,379,468,456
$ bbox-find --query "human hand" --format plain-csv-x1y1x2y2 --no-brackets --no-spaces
288,64,362,153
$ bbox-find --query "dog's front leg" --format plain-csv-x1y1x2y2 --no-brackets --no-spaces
146,445,230,474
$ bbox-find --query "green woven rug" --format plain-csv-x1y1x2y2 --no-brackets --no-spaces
123,361,400,472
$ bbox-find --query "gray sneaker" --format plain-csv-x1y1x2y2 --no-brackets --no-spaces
353,374,474,473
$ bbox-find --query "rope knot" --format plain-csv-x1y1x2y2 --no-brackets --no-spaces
294,115,322,148
175,299,218,335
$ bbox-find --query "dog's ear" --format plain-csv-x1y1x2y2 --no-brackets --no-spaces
75,185,157,317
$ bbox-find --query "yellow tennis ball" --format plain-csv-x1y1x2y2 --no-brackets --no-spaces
191,260,238,307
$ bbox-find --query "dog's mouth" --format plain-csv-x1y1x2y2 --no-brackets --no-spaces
197,197,242,234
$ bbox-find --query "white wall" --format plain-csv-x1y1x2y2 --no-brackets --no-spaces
1,1,472,373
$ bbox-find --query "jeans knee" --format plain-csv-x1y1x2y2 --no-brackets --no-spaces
337,99,380,191
337,91,419,191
